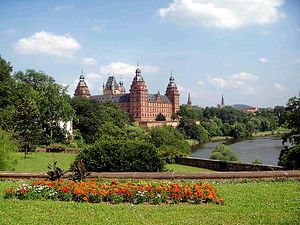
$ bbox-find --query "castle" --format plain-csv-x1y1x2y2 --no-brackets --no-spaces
74,67,180,127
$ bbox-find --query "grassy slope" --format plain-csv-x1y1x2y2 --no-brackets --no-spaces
11,152,211,173
0,180,299,224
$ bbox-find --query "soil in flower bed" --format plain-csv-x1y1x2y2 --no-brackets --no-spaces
4,179,223,205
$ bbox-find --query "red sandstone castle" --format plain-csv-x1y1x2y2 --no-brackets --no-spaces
74,67,180,126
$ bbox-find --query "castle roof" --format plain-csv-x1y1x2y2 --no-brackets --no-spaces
105,76,119,88
148,94,171,103
91,93,130,103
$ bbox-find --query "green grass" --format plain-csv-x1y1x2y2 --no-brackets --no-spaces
10,152,210,173
166,164,212,172
0,179,299,224
13,152,76,172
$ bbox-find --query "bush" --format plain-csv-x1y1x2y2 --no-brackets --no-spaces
148,126,191,157
278,144,300,169
0,129,18,171
46,143,66,152
74,139,165,172
210,144,239,162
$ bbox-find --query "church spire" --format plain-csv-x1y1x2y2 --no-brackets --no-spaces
221,94,224,106
187,92,192,106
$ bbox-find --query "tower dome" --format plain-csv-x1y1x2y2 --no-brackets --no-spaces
74,72,91,97
133,67,143,81
168,73,177,88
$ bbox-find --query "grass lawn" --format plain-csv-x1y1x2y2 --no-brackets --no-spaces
0,179,299,224
11,152,211,173
166,164,212,172
13,152,76,172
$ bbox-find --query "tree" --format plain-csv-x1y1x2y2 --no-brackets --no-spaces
155,113,166,121
148,126,191,157
14,70,75,145
14,84,41,157
278,94,300,169
71,97,130,144
0,128,18,171
210,144,239,162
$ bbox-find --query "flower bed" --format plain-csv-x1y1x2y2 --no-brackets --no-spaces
4,179,223,205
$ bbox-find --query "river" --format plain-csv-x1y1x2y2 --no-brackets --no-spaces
191,136,288,166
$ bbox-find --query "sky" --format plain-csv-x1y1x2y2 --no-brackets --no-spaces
0,0,299,107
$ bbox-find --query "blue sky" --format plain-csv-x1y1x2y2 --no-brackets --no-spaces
1,0,299,107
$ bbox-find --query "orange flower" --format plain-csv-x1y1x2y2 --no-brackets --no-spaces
83,196,87,201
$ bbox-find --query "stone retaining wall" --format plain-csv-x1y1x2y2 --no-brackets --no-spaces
1,171,299,180
176,157,284,172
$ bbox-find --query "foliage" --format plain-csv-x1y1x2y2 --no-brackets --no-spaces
0,129,18,171
178,119,209,143
4,180,223,205
47,161,66,181
13,83,41,157
71,159,90,181
74,139,164,172
71,97,130,144
14,70,75,145
251,159,262,165
278,94,300,169
278,145,300,169
46,143,67,152
148,126,191,157
210,144,239,162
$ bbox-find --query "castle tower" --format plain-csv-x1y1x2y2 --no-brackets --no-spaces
187,92,192,106
129,67,148,122
166,73,180,115
74,73,91,97
103,75,125,95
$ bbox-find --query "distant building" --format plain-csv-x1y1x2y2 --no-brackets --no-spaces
243,107,258,113
74,67,180,127
187,92,192,106
74,73,91,97
217,94,225,108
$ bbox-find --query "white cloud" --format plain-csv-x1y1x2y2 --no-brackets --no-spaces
197,80,205,85
273,83,286,91
231,72,259,81
99,62,160,76
81,57,97,65
5,28,16,34
208,72,260,95
86,72,101,81
259,57,269,63
159,0,285,29
91,26,102,32
14,31,80,56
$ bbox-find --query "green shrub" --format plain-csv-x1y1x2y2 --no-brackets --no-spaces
278,144,300,169
0,129,18,170
46,143,66,152
74,139,165,172
148,126,191,157
210,144,239,162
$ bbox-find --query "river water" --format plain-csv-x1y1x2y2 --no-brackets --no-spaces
191,136,288,166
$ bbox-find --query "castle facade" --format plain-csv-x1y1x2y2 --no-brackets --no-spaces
74,67,180,125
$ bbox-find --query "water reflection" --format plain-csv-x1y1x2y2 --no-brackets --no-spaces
191,136,287,166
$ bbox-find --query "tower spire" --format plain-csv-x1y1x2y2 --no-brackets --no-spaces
187,92,192,106
221,94,224,106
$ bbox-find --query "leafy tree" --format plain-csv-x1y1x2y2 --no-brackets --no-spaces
0,128,18,171
155,113,166,121
14,84,41,157
178,118,208,142
71,97,130,144
279,94,300,169
210,144,239,162
14,70,75,144
74,139,164,172
0,56,17,130
148,126,191,157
